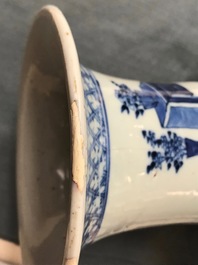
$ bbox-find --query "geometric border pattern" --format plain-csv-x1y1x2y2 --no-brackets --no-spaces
81,66,111,246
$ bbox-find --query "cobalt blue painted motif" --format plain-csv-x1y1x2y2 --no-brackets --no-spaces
113,81,198,128
81,66,110,245
113,81,198,174
142,130,187,173
113,81,145,118
140,82,198,129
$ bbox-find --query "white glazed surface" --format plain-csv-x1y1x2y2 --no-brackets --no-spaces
91,71,198,240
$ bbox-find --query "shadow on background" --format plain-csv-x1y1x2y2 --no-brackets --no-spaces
80,225,198,265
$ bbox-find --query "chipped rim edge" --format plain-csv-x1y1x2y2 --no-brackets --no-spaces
0,239,22,265
32,5,86,265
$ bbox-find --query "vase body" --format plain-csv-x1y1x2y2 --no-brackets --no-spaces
17,5,198,265
81,67,198,245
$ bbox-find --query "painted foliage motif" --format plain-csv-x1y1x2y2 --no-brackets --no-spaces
113,81,198,173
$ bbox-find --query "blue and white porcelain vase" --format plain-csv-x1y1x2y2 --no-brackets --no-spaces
17,5,198,265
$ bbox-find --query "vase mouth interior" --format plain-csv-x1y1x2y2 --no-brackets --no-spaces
17,7,73,265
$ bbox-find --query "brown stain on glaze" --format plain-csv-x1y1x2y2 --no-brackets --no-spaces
27,65,62,97
65,258,78,265
153,170,158,178
71,101,85,192
74,79,77,93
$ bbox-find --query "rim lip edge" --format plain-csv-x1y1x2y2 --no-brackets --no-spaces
17,5,87,265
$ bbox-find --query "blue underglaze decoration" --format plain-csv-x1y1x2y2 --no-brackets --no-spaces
81,66,110,245
113,81,198,129
113,80,198,173
140,82,198,128
113,81,145,118
142,130,187,173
